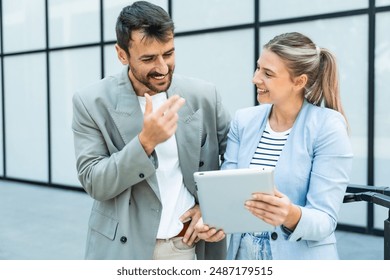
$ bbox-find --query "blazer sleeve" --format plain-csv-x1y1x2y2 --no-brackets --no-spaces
288,111,353,242
215,89,231,158
72,92,157,201
221,111,240,170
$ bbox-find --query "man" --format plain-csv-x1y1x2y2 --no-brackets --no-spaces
72,1,230,260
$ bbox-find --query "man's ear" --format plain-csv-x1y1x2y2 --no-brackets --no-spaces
115,44,129,65
294,74,308,90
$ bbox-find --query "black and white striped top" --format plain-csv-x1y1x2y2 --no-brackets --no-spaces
249,120,291,170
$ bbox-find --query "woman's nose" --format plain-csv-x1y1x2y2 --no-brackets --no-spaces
252,71,260,85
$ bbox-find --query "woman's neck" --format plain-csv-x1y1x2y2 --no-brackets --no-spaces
269,98,304,132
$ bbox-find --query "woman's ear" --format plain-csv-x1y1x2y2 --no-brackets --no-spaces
294,74,308,90
115,44,129,65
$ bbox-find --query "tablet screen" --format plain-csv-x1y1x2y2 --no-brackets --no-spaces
194,168,275,234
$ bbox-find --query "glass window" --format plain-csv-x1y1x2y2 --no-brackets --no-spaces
339,203,368,227
376,0,390,7
50,47,101,187
4,53,48,181
374,12,390,230
259,15,368,226
0,65,3,176
49,0,100,48
175,29,255,115
104,44,125,77
103,0,168,42
260,0,368,21
2,0,46,53
173,0,254,32
374,204,388,230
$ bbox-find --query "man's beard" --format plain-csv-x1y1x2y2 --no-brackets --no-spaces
132,67,174,93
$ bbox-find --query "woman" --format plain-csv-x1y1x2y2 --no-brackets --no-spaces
196,32,353,260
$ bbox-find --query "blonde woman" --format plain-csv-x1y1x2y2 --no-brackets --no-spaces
197,32,353,260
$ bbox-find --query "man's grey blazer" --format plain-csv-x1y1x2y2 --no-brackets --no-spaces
72,66,231,259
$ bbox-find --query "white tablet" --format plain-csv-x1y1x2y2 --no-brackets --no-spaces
194,168,275,234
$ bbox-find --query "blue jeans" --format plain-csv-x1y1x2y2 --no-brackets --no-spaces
236,232,273,260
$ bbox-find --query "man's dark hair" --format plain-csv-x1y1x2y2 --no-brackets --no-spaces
116,1,174,55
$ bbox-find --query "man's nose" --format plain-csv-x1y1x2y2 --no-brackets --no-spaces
155,56,169,74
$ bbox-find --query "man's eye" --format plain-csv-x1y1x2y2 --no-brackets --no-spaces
142,57,153,62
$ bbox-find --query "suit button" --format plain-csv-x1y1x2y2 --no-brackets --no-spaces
120,236,127,243
271,232,278,240
199,161,204,167
139,173,144,178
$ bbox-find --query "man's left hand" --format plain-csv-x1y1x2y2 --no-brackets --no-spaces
179,204,201,246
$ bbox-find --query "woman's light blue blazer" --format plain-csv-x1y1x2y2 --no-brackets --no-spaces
223,99,353,260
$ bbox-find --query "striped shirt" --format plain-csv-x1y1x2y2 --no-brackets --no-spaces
249,120,291,170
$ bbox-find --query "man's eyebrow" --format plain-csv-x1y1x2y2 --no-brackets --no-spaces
164,47,175,54
139,47,175,60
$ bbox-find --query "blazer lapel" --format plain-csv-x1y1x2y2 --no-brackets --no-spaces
274,99,308,173
107,67,160,198
167,81,201,196
108,67,144,145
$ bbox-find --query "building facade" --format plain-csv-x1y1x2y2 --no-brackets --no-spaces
1,0,389,234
